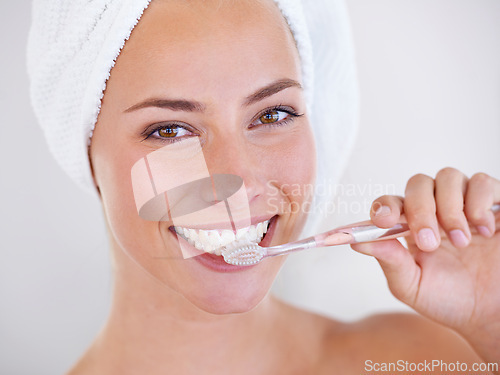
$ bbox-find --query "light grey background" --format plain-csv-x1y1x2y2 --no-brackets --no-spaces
1,1,499,374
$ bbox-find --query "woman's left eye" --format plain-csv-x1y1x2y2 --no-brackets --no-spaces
251,107,301,128
259,110,287,124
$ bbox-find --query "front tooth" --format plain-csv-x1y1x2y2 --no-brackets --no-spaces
208,231,222,248
248,225,257,241
263,220,269,234
220,230,236,246
183,227,190,237
236,227,249,239
241,231,257,243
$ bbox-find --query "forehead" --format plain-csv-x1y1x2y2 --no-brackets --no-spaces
106,0,302,107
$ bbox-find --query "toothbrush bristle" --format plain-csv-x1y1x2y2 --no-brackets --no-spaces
221,240,265,266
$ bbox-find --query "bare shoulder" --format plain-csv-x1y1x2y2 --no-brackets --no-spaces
64,342,109,375
317,312,482,374
65,356,92,375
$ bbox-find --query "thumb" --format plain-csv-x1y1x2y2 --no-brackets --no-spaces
351,239,421,306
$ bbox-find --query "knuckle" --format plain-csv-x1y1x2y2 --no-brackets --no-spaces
437,210,464,228
470,172,491,186
407,208,433,222
464,206,486,223
406,197,436,213
374,195,392,203
408,173,431,184
436,167,460,180
406,174,433,191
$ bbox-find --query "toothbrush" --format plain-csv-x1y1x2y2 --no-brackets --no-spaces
221,203,500,266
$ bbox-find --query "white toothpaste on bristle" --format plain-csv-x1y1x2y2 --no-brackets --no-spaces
221,239,265,266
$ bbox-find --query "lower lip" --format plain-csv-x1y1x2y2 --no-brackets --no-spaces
173,216,278,273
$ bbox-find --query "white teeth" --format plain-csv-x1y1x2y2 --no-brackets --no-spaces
248,226,257,241
198,230,209,243
208,231,221,247
256,222,264,237
220,230,236,245
189,229,198,242
174,220,270,255
249,226,257,237
236,227,249,239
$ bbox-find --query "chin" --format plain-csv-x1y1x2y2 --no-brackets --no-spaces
190,286,271,315
179,264,279,315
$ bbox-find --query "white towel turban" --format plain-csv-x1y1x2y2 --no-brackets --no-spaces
27,0,358,233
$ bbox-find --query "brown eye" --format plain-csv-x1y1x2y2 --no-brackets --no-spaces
158,126,179,138
146,124,193,142
259,110,280,124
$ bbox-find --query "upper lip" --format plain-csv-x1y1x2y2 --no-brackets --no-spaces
169,215,276,231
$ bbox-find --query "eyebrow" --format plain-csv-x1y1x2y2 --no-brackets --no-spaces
243,78,302,106
124,98,205,113
124,78,302,113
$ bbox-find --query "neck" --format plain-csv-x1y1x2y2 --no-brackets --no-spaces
93,244,287,374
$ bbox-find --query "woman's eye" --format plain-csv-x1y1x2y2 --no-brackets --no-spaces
249,107,303,129
146,124,194,142
257,110,289,125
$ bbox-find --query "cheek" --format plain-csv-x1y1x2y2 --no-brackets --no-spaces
263,125,316,242
267,125,317,199
91,123,157,252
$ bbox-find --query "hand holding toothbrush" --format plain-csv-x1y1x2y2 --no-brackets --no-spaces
351,168,500,368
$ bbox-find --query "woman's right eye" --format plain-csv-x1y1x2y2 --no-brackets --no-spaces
145,124,195,142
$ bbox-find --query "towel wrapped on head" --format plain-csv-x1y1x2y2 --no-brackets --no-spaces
27,0,358,234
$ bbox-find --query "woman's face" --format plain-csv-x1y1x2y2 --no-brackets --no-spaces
90,0,316,314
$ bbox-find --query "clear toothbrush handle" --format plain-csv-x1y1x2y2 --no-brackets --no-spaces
338,222,410,244
318,203,500,246
315,219,410,246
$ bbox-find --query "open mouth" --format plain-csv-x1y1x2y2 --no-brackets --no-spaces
171,217,274,256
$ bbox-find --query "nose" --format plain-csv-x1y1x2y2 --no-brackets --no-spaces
202,135,267,204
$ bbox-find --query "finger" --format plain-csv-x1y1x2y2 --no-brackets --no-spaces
404,174,440,251
435,167,471,248
465,173,500,238
351,240,420,305
370,195,404,228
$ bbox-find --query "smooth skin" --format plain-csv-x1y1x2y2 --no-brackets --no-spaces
68,0,500,374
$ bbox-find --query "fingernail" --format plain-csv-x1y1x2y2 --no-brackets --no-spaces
449,229,469,248
477,225,492,237
374,205,391,217
418,228,438,250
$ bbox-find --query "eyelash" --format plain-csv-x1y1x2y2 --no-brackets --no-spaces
251,105,303,129
142,105,303,143
142,122,195,143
